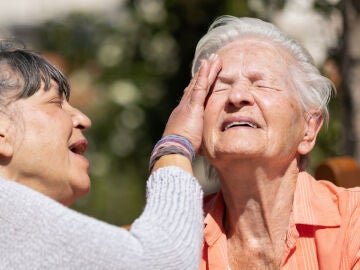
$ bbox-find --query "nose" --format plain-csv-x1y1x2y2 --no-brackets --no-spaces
67,103,92,131
226,81,255,109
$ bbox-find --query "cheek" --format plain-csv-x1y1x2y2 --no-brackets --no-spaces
202,106,216,151
202,114,214,146
276,103,306,144
264,93,302,121
287,98,305,126
203,99,223,141
204,98,216,124
204,92,227,117
44,110,73,132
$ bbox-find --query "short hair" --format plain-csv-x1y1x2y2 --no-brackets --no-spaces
191,15,334,125
0,39,70,104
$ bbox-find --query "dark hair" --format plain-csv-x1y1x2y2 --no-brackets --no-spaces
0,39,70,103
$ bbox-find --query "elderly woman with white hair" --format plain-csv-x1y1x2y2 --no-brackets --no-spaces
185,15,360,269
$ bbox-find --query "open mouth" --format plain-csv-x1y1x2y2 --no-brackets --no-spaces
69,140,88,155
224,121,258,130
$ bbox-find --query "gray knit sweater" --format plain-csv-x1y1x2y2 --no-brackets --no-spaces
0,166,203,270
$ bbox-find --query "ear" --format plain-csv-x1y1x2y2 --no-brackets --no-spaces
297,111,324,155
0,118,13,158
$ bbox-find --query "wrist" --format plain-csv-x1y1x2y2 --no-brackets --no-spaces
151,154,193,174
149,135,195,172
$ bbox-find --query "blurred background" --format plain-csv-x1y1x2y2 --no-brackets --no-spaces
1,0,359,226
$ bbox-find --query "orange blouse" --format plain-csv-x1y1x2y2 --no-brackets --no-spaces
200,171,360,270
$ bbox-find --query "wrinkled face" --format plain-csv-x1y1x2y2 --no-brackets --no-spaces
202,38,310,168
4,81,91,205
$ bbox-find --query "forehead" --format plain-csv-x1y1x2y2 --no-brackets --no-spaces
41,79,62,94
217,38,295,76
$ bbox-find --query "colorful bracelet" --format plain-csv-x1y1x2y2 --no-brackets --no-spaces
149,135,195,171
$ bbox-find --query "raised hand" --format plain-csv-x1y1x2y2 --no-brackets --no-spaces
163,54,222,153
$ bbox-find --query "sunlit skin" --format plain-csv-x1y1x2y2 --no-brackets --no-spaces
201,38,323,268
0,82,91,206
203,38,312,170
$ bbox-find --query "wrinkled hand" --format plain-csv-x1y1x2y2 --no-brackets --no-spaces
163,54,221,153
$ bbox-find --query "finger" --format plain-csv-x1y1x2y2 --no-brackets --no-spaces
193,59,211,92
184,72,199,93
180,62,203,104
189,60,212,105
207,54,222,86
183,61,203,94
181,60,209,104
193,54,221,96
180,55,219,106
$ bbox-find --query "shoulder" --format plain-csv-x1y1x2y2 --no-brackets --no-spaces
314,178,360,225
296,172,360,222
0,176,61,209
316,178,360,205
0,176,115,231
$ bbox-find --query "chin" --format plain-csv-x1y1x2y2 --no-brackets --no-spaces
63,189,90,207
76,177,91,197
69,176,91,204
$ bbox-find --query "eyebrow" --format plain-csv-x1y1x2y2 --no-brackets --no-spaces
217,69,266,82
247,71,264,82
48,81,65,98
216,72,234,83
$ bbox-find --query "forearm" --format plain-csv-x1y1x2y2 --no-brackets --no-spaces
129,166,203,269
152,154,193,175
0,168,203,270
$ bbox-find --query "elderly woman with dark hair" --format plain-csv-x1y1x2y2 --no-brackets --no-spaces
0,41,222,269
188,16,360,269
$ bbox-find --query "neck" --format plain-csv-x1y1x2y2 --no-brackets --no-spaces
215,158,299,268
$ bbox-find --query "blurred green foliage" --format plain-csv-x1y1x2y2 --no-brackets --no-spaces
26,0,342,225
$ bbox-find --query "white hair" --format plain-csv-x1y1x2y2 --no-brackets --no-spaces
191,15,334,125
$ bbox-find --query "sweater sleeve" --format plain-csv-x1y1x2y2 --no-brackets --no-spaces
0,166,204,270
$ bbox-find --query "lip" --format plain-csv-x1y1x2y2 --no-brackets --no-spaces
221,116,260,131
69,138,89,155
69,139,90,172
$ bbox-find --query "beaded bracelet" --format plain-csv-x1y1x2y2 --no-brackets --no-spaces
149,135,195,172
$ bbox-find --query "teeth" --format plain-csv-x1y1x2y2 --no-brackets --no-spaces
225,121,258,130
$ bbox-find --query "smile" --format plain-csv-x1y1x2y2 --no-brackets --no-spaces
224,121,258,130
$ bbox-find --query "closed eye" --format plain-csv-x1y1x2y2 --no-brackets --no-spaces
212,80,231,93
50,98,64,107
213,88,229,93
52,91,66,107
256,84,283,92
253,76,283,91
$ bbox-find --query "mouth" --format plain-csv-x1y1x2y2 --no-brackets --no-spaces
224,122,257,130
69,139,88,155
224,121,258,130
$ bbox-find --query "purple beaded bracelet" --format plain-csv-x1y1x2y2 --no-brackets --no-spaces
149,135,195,171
